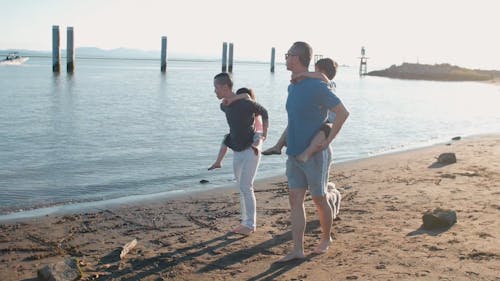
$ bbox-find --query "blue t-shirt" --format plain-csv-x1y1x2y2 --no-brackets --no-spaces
286,78,341,156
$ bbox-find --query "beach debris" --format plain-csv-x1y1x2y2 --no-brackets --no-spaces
422,208,457,230
37,257,82,281
120,239,137,259
451,136,461,141
437,153,457,165
200,179,209,184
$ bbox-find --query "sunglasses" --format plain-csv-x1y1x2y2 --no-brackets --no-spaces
285,53,298,59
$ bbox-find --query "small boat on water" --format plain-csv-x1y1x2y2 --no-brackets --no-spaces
0,52,29,65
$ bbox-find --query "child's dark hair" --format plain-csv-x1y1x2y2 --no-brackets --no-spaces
236,87,255,100
315,58,338,80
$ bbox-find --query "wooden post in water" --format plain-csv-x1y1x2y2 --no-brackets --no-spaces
221,42,228,72
52,25,60,73
270,47,276,73
228,43,234,73
66,27,75,73
161,36,167,72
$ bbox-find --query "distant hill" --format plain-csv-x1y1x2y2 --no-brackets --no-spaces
366,63,500,82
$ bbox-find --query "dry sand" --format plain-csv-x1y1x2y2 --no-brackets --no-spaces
485,78,500,86
1,134,499,281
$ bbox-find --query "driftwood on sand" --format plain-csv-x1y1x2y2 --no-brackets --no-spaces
120,238,137,259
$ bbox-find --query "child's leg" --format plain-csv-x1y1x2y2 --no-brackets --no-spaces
262,129,287,155
297,131,326,163
275,130,287,149
297,124,331,163
208,144,228,170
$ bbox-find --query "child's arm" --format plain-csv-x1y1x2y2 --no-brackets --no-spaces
223,93,251,106
291,71,330,84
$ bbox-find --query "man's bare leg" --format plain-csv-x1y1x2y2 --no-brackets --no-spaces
312,195,333,254
277,188,307,262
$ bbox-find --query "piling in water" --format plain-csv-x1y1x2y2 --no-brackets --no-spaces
270,47,276,73
66,27,75,73
161,36,167,72
52,25,60,73
228,43,234,73
221,42,227,72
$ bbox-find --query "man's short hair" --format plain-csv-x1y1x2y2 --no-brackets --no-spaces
291,41,312,68
316,58,338,80
214,72,233,88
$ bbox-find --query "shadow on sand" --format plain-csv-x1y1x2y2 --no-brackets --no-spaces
428,161,455,169
102,220,321,280
407,225,453,237
197,220,321,280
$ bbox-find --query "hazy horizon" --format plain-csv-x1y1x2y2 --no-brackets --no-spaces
2,0,499,69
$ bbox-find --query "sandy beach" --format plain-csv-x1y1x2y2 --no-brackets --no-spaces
1,134,499,281
487,78,500,86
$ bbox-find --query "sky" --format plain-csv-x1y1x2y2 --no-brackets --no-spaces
1,0,499,69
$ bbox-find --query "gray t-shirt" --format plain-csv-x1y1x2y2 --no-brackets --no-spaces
221,99,268,152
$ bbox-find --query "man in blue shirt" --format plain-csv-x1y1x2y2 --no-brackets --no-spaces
278,42,349,262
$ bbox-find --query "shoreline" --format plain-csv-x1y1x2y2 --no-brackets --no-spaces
0,132,495,223
0,133,472,221
1,134,499,280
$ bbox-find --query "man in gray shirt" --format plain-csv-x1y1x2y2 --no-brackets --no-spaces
212,72,269,235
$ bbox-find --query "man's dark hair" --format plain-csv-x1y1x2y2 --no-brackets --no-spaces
214,72,233,88
291,41,313,68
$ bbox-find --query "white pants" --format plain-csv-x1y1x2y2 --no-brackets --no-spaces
233,147,261,229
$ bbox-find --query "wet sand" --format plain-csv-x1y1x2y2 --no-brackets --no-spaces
1,134,499,280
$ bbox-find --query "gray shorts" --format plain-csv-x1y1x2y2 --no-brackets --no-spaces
286,147,332,197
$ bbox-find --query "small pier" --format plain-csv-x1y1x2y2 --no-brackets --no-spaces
314,54,323,64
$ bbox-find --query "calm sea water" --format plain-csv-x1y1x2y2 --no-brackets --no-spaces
1,58,499,219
